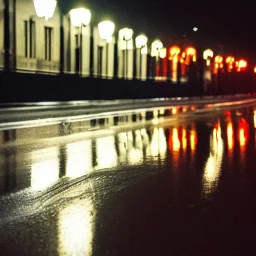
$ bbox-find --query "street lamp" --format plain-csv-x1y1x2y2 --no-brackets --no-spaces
69,8,91,75
169,46,181,82
135,35,148,79
119,28,133,79
33,0,57,20
98,21,115,78
203,49,214,66
151,40,163,78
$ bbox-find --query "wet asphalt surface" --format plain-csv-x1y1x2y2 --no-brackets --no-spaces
1,103,256,255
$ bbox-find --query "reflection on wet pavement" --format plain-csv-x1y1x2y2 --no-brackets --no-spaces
0,105,256,255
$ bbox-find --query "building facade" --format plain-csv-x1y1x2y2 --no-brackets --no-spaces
0,0,148,80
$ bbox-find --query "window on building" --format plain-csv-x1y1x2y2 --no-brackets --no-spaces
24,19,36,58
44,27,53,61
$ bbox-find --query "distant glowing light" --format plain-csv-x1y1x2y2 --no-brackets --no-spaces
151,40,163,57
193,27,198,32
135,35,148,49
69,8,91,27
98,21,115,41
33,0,57,20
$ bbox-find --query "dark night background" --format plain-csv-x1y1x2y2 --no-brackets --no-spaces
59,0,256,62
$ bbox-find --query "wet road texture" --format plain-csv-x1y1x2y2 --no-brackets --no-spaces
1,103,256,255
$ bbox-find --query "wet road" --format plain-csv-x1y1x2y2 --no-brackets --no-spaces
1,102,256,255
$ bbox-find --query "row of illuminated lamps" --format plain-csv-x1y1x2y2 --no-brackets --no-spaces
33,0,253,73
33,1,148,50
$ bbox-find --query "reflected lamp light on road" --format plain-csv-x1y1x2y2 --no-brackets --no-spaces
69,8,91,27
151,40,163,57
98,21,115,42
135,35,148,49
33,0,57,20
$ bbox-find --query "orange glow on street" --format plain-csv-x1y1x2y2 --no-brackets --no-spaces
227,122,234,150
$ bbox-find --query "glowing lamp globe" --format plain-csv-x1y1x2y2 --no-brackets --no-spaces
135,35,148,49
119,28,133,41
203,49,214,60
69,8,91,27
33,0,57,20
98,21,115,42
151,40,163,57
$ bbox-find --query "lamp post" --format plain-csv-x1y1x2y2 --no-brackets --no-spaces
119,28,133,79
69,8,91,76
151,40,163,78
135,35,148,79
203,49,214,66
98,21,115,78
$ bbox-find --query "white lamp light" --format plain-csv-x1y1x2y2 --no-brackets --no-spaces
98,21,115,42
119,28,133,41
151,40,163,57
69,8,91,27
135,35,148,49
203,49,214,60
33,0,57,20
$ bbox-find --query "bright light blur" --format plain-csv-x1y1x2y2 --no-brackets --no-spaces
203,123,224,197
119,28,133,41
96,136,117,169
98,21,115,41
215,55,223,63
135,35,148,49
31,147,59,191
58,201,93,256
193,27,198,31
149,128,167,157
185,47,196,64
254,110,256,128
203,49,213,66
66,140,92,178
151,40,163,57
160,48,167,58
203,49,213,59
190,129,197,151
254,66,256,73
227,121,234,150
69,8,91,27
119,28,134,50
172,128,181,152
237,59,247,71
170,46,181,58
182,128,187,152
226,56,235,72
33,0,57,20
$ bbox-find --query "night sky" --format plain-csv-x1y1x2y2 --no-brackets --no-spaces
60,0,256,62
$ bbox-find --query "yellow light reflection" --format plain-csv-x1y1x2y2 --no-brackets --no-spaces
149,128,167,157
31,147,59,191
182,128,187,152
96,136,117,169
172,107,177,115
190,129,197,152
227,121,234,150
172,128,180,152
202,124,224,197
58,201,93,256
66,140,92,178
254,110,256,128
239,128,246,147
